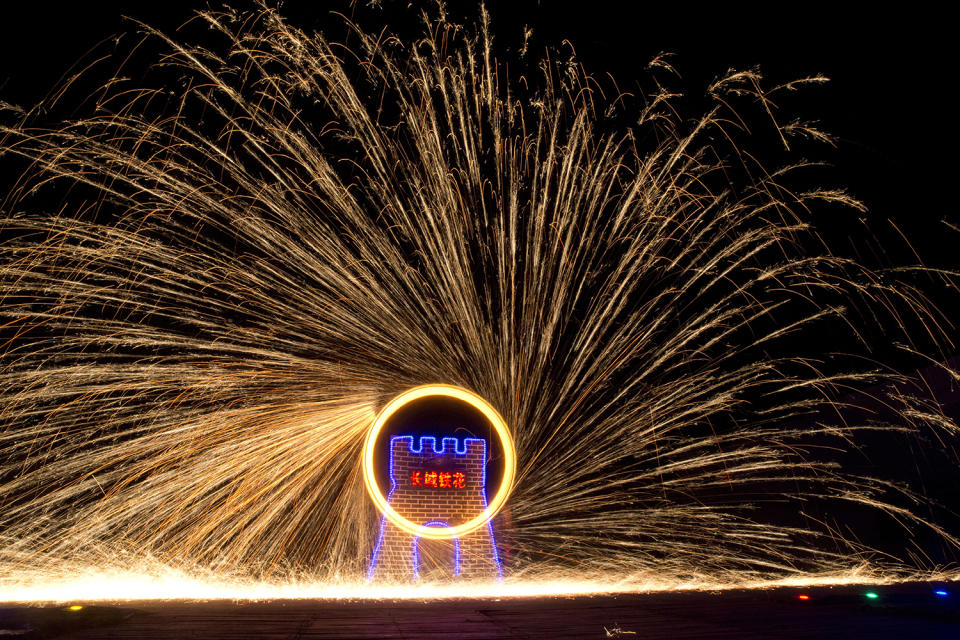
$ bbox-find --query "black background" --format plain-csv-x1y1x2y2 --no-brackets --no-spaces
1,1,954,258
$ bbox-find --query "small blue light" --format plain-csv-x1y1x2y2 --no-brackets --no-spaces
934,590,948,597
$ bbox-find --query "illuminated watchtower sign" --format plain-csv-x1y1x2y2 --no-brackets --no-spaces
363,385,515,582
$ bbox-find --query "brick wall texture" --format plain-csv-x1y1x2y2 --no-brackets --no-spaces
368,436,501,582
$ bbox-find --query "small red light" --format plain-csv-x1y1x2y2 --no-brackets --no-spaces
798,594,810,600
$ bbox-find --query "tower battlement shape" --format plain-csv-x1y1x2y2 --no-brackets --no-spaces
367,435,502,581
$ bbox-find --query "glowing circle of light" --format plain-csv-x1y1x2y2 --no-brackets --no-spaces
362,384,516,540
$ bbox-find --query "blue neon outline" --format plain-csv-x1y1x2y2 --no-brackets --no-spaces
470,438,504,582
367,435,503,581
412,520,460,580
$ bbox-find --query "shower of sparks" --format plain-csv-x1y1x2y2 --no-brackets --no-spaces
1,4,958,600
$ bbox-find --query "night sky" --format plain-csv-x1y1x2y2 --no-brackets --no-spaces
2,2,953,250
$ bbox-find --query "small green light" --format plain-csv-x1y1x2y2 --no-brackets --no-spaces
865,592,879,599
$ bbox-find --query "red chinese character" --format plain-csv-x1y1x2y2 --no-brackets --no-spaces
452,472,466,489
410,471,422,486
424,471,438,487
438,472,452,488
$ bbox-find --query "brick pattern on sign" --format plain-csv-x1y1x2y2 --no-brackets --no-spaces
368,435,500,581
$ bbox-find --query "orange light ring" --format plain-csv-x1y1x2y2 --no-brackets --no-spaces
362,384,516,540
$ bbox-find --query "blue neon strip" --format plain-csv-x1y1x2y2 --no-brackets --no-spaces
474,438,504,582
398,435,486,455
365,439,402,581
366,514,388,581
412,520,460,580
367,434,503,581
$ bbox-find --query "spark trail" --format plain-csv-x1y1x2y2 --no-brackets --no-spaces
0,4,958,598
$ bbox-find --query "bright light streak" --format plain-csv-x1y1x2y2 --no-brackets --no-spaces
3,567,957,604
362,385,515,540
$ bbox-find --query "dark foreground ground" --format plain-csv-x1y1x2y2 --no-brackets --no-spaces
1,582,958,639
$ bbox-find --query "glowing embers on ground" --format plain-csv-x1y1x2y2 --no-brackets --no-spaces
2,564,958,602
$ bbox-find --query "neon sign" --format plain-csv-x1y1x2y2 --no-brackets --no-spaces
361,384,515,540
366,432,504,581
410,471,467,488
364,385,511,581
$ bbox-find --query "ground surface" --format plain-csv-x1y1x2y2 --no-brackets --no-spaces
1,582,958,639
